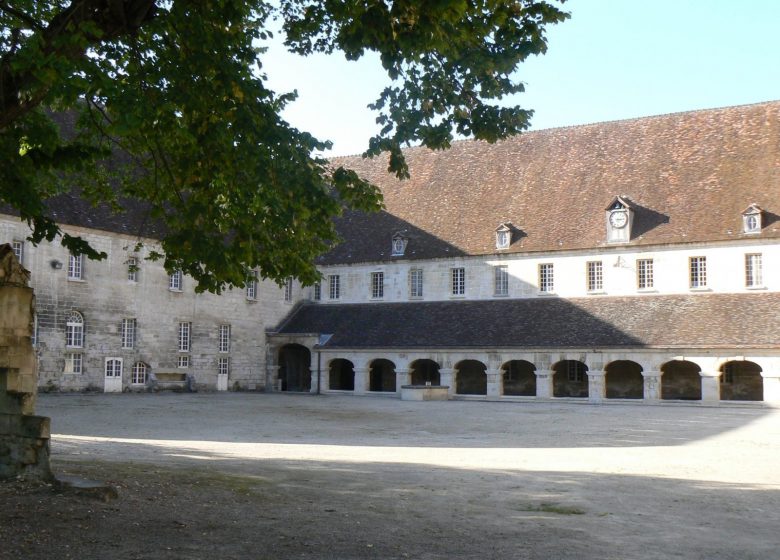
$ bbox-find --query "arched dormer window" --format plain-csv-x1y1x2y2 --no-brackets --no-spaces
742,204,763,234
66,311,84,348
391,233,408,256
495,223,512,250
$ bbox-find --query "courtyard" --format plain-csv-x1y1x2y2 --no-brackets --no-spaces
2,393,779,559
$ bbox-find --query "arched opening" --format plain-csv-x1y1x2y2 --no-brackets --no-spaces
553,360,589,398
369,359,396,392
455,360,487,395
661,360,701,400
605,360,644,399
278,344,312,392
720,361,763,401
329,358,355,391
502,360,536,396
410,359,440,386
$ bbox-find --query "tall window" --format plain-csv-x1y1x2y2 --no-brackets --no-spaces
451,267,465,296
12,240,23,264
409,268,423,298
371,271,384,299
494,265,509,296
127,257,138,282
637,259,654,289
246,271,257,300
539,263,554,293
689,256,707,288
31,313,38,346
169,270,183,291
68,253,83,280
586,261,603,292
284,277,294,302
328,274,340,300
567,361,586,382
121,318,136,349
219,324,231,353
66,311,84,347
178,322,191,352
218,357,230,376
313,282,321,301
64,353,83,374
105,358,122,379
745,253,763,287
132,362,149,384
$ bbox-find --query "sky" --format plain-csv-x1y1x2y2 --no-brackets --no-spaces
261,0,780,157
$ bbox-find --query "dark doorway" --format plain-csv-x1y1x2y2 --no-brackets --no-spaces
278,344,311,392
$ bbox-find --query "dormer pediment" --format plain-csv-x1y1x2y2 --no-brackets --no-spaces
741,204,763,234
495,222,512,250
605,196,634,243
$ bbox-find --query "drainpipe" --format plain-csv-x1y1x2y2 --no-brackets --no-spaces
317,350,322,395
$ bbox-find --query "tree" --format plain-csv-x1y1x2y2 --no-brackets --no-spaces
0,1,568,292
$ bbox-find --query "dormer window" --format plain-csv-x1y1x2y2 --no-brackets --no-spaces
605,196,633,243
495,223,511,250
742,204,763,234
391,233,408,256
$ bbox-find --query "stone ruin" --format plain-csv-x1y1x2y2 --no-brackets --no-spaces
0,243,52,480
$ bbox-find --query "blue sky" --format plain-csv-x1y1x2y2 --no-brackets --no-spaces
262,0,780,156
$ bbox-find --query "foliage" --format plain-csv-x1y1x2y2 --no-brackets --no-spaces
0,1,568,292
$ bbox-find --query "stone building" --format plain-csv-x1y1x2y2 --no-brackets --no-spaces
267,101,780,405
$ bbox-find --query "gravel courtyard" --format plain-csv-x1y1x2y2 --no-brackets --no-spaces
3,393,779,559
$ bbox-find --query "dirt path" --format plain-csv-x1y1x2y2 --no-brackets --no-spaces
2,394,779,559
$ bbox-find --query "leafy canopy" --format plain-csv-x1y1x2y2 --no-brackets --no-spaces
0,0,568,292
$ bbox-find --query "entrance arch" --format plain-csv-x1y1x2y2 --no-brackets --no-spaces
369,359,397,392
455,360,487,395
661,360,701,400
502,360,536,396
720,361,763,401
278,344,311,392
605,360,644,399
329,359,355,391
553,360,589,398
410,359,440,385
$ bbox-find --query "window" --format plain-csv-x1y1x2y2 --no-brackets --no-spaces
127,257,138,282
328,274,340,300
246,271,258,300
169,270,183,291
218,357,230,376
637,259,654,289
539,263,554,293
494,265,509,296
219,324,231,353
313,282,321,301
721,364,735,384
66,311,84,348
409,268,423,298
371,271,384,299
12,240,23,264
31,313,38,347
64,353,83,374
745,253,763,287
567,361,585,382
586,261,603,292
121,318,136,349
68,253,83,280
105,358,122,379
689,256,707,288
392,236,406,256
131,362,149,384
178,322,191,352
451,267,465,296
495,225,511,250
177,355,190,368
284,276,293,302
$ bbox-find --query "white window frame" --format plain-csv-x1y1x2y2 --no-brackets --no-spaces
66,311,84,348
219,324,231,353
127,257,138,282
409,268,423,299
391,236,405,256
12,240,24,264
178,321,191,352
64,353,83,374
539,263,554,293
745,253,763,288
68,253,83,280
284,277,294,302
121,318,136,349
494,265,509,296
586,261,603,292
637,258,654,290
371,271,384,299
689,256,707,289
177,355,190,368
105,357,123,379
743,214,761,234
218,356,230,376
131,362,149,385
31,313,38,347
246,271,258,300
496,230,510,250
451,267,465,296
328,274,340,300
169,270,183,291
313,282,321,301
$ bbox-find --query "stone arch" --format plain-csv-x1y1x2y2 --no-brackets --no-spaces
410,359,441,385
455,360,487,395
553,360,589,398
502,360,536,396
278,344,312,392
661,360,701,400
329,358,355,391
369,359,397,392
720,360,763,401
605,360,644,399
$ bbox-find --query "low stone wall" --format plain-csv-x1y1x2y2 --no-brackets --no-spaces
0,412,51,480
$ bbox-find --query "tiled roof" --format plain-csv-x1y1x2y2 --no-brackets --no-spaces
321,101,780,265
273,293,780,350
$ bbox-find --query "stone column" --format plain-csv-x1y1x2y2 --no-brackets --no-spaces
588,370,605,403
353,367,369,395
642,371,661,402
700,371,721,403
309,368,318,394
761,373,780,404
266,365,280,392
439,368,455,398
486,369,501,400
395,368,410,393
535,369,554,399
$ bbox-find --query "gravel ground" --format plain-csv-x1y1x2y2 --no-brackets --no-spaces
2,393,779,559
